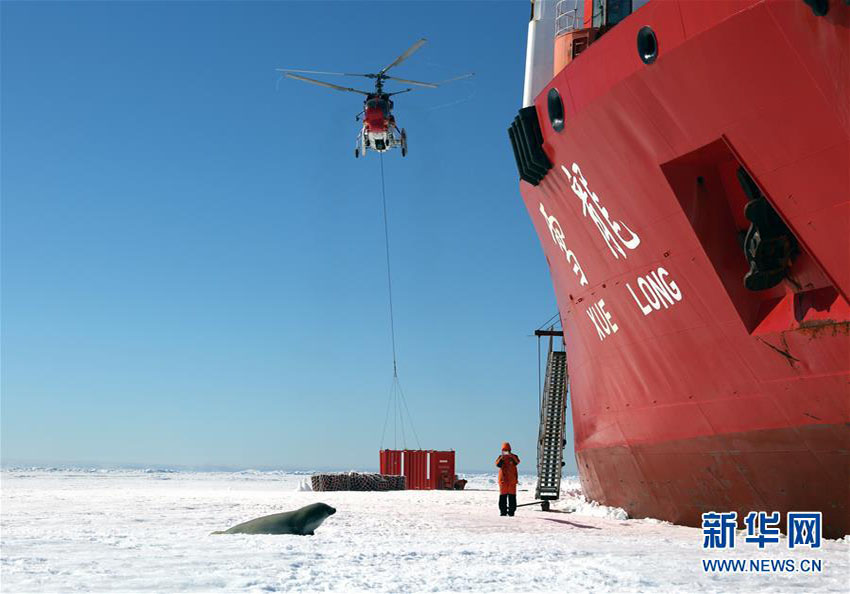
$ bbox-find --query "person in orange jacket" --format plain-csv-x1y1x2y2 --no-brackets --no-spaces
496,441,520,516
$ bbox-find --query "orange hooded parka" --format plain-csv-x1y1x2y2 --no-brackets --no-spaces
495,441,520,495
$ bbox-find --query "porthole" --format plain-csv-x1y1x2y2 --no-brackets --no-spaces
547,87,564,132
637,26,658,65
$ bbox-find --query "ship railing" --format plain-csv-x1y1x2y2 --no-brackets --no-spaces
555,0,580,36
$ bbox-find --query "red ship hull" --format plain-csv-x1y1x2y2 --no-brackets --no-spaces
519,0,849,537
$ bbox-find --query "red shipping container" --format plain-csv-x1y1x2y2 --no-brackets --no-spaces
405,449,428,490
429,450,456,490
379,449,456,490
379,449,402,476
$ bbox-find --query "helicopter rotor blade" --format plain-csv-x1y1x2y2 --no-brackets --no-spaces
438,73,475,84
387,88,414,97
276,68,373,78
383,72,473,91
283,73,371,95
384,76,439,89
379,38,427,75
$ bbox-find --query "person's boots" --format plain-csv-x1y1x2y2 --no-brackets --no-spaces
499,494,508,516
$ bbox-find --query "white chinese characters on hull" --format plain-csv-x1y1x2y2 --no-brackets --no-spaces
561,163,640,260
539,202,589,287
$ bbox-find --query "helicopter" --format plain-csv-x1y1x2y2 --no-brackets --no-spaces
277,39,472,158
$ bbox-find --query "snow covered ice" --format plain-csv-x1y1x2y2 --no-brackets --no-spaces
1,469,847,592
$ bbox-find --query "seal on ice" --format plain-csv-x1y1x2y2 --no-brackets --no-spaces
212,502,336,536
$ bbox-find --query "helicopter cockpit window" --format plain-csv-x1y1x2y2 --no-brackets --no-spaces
366,99,388,115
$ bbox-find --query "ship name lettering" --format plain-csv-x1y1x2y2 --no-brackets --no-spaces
539,202,589,287
626,267,683,316
561,163,640,260
586,298,619,341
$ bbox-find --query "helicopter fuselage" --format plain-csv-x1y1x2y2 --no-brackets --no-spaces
357,93,406,156
362,95,394,152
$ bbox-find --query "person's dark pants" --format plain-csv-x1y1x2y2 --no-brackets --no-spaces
499,494,517,516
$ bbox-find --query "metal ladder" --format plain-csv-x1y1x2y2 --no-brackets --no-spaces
535,347,568,507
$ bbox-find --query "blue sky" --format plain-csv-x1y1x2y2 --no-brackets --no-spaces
1,1,574,473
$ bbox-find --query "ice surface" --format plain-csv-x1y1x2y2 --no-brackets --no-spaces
1,469,847,592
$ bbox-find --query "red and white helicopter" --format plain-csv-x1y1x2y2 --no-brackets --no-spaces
277,39,472,158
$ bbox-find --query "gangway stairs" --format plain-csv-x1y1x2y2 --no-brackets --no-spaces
535,347,568,510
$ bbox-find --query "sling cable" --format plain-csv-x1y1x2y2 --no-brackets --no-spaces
377,153,421,452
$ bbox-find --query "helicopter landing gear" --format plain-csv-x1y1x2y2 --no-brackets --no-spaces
401,128,407,157
355,130,365,158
